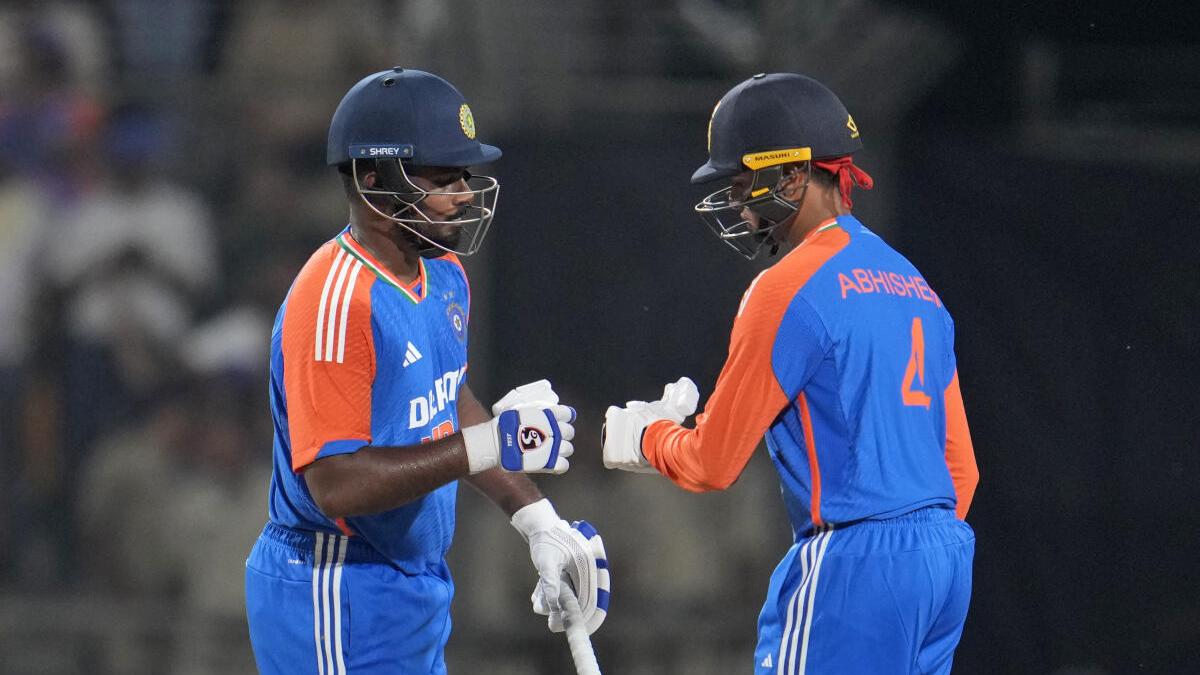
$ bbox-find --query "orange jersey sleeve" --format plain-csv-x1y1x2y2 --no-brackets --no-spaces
643,226,849,492
281,245,377,472
943,370,979,518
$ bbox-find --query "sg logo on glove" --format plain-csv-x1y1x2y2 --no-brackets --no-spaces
520,426,547,450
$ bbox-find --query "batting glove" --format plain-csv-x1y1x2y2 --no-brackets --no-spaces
602,377,699,473
512,499,610,635
461,381,575,474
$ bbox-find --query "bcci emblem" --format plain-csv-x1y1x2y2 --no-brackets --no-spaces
446,302,467,343
846,114,860,139
518,425,547,451
459,104,476,139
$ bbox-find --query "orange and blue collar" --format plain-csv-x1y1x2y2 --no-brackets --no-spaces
335,228,426,303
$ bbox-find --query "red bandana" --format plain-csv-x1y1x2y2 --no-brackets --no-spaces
811,156,874,209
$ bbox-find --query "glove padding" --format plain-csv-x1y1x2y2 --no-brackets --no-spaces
491,379,558,415
530,521,609,635
461,380,575,474
603,377,699,473
513,500,610,635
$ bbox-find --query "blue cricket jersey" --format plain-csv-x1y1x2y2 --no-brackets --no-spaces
645,214,978,537
266,226,471,572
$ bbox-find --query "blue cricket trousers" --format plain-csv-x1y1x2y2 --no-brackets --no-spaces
754,506,974,674
246,523,454,675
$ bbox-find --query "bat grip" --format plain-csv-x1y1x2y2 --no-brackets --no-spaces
560,580,601,675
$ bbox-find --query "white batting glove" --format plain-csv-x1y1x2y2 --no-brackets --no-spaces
512,499,610,635
461,383,576,474
491,379,558,415
602,377,699,473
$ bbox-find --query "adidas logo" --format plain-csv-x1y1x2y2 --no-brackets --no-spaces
402,341,423,367
760,654,773,668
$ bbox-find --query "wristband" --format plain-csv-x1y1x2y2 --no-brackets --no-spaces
511,498,560,541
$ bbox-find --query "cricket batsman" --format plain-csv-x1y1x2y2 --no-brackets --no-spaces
602,73,979,674
245,68,609,674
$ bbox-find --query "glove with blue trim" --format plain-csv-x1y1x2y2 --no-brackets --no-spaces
602,377,699,473
512,498,610,634
461,380,575,474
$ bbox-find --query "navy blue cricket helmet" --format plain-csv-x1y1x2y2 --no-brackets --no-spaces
693,73,868,259
328,67,501,257
692,72,860,184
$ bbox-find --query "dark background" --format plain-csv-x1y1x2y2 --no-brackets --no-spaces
0,1,1196,673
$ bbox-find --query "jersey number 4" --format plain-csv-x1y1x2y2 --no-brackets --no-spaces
901,317,932,409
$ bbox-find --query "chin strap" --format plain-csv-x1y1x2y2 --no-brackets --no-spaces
812,156,874,209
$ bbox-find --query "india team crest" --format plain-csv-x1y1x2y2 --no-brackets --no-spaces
447,302,467,343
458,104,476,139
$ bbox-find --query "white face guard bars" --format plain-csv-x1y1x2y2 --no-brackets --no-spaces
353,157,499,257
694,162,811,260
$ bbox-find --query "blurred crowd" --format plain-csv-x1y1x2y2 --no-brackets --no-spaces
0,3,794,674
0,2,406,673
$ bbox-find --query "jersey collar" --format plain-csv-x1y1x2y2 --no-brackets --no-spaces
335,227,427,304
798,217,842,246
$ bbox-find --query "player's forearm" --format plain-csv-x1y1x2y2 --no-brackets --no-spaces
465,469,544,516
643,419,752,492
305,437,471,518
456,382,546,515
640,295,794,490
644,375,786,491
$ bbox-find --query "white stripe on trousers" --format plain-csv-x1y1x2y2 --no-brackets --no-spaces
777,525,835,675
313,533,348,675
331,537,348,674
312,535,325,675
776,537,810,675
